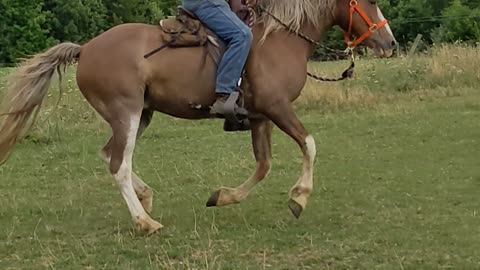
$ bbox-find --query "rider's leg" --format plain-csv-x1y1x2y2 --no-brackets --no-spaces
184,0,253,117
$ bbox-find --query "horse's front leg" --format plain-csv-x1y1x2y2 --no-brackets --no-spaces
263,101,316,218
207,119,273,207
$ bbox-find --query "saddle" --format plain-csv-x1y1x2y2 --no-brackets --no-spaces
152,7,226,66
147,0,253,59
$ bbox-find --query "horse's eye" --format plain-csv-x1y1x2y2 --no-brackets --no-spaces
369,0,377,4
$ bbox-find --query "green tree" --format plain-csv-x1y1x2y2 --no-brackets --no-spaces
44,0,108,43
386,0,438,44
462,0,480,9
0,0,55,64
102,0,165,26
431,0,451,14
432,0,480,43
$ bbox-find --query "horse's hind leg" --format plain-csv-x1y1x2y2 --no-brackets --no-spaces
206,120,273,207
101,109,155,214
107,107,162,234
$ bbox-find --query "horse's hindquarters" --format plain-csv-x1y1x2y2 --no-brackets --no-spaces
76,23,219,120
76,24,157,121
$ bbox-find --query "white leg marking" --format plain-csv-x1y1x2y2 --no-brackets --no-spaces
132,175,150,195
304,135,316,185
290,135,317,207
305,135,316,164
294,136,316,191
101,142,151,196
113,117,147,219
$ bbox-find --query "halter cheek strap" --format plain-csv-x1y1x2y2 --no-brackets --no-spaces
344,0,388,49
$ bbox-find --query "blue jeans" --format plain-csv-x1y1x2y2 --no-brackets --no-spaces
183,0,253,95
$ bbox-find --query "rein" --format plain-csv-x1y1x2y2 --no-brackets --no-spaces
257,5,354,82
255,0,387,83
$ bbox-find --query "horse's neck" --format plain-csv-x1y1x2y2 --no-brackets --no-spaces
298,20,334,58
251,19,334,64
255,18,333,57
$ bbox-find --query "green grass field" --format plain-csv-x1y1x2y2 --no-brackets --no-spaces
0,46,479,269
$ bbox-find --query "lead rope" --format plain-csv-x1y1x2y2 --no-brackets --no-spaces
253,4,356,82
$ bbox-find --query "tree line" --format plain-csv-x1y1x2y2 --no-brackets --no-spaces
0,0,479,64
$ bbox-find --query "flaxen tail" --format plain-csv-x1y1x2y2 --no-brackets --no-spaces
0,42,81,165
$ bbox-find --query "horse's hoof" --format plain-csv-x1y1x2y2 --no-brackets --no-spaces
135,216,163,235
288,199,303,219
206,190,221,207
146,222,163,236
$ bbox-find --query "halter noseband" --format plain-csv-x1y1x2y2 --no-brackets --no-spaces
344,0,388,49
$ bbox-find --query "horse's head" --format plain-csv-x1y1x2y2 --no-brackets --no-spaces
335,0,396,57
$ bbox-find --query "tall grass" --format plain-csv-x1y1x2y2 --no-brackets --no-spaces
300,44,480,110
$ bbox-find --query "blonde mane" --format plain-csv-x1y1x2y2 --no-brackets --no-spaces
258,0,337,39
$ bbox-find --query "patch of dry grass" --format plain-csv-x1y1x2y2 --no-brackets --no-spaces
299,44,480,110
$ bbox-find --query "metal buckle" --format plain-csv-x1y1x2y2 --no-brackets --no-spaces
345,44,354,51
369,24,378,32
350,0,358,6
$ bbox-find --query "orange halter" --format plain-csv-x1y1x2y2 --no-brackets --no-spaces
344,0,388,49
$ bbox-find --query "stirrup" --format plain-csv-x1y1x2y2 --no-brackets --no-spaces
223,91,248,123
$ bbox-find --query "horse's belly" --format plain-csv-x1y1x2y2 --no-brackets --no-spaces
146,80,217,120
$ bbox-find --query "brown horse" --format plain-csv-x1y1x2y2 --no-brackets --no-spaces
0,0,396,234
